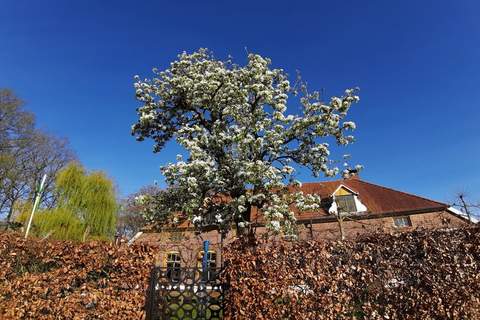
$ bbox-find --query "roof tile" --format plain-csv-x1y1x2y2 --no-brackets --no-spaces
252,178,447,222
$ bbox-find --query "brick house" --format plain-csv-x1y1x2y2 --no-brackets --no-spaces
133,177,472,270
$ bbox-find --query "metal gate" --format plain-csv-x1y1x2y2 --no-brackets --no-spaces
145,267,224,320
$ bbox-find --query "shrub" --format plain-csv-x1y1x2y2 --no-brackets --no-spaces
0,231,158,319
222,227,480,319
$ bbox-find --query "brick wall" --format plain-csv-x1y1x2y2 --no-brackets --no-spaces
295,210,467,241
135,210,469,267
135,229,226,267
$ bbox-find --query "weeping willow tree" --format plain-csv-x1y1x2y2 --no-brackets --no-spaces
17,162,117,241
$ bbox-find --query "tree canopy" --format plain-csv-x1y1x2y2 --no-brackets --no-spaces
132,49,361,235
18,162,117,241
116,185,158,239
0,89,34,153
0,89,75,222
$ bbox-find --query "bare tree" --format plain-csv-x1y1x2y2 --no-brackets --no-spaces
0,89,35,152
116,185,160,239
452,192,480,223
0,89,34,216
25,132,76,209
0,89,76,222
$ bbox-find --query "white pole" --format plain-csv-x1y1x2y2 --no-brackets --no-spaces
24,174,47,239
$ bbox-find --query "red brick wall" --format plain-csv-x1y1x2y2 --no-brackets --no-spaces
135,229,227,267
135,210,468,267
296,210,467,241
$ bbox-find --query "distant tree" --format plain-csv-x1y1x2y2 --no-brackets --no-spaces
55,162,118,239
0,89,35,219
452,193,480,222
3,132,75,221
132,49,361,237
0,89,75,222
0,89,34,152
116,185,159,239
17,162,118,241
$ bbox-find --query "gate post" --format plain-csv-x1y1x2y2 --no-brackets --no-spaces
199,240,210,318
202,240,210,277
145,267,158,320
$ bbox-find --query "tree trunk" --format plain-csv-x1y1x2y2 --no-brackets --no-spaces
6,199,15,222
82,226,90,242
308,219,314,240
337,214,345,241
220,231,225,268
235,205,257,246
459,195,472,223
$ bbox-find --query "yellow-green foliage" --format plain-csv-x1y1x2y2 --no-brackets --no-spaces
19,162,117,241
55,163,86,211
37,209,84,241
17,208,84,241
81,172,117,237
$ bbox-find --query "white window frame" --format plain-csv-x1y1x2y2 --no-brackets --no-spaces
393,216,412,228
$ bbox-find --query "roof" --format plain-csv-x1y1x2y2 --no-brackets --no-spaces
251,178,449,222
143,177,452,231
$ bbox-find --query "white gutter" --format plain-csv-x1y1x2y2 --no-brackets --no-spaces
447,207,479,224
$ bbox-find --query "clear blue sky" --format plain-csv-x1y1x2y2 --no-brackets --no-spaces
1,0,479,204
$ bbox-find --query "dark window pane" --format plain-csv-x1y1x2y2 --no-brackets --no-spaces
335,195,357,213
166,252,181,281
199,251,217,281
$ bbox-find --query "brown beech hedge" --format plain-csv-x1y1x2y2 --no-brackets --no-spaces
222,227,480,319
0,232,158,319
2,227,480,319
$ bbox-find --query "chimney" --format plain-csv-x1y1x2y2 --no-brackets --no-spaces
343,168,360,180
350,172,360,180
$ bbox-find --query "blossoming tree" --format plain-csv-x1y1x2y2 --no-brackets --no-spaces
132,49,360,236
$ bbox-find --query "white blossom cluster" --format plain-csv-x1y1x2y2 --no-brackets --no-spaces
132,49,360,235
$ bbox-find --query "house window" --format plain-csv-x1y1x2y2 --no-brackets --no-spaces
198,251,217,281
393,216,412,228
335,195,357,213
166,252,181,282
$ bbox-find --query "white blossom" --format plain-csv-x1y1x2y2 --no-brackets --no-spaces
132,49,360,235
134,194,148,205
343,121,356,130
270,220,281,232
192,215,202,224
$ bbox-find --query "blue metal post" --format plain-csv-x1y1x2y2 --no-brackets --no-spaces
200,240,210,317
202,240,210,272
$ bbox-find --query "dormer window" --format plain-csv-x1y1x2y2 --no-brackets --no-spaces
328,185,368,216
335,194,357,213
